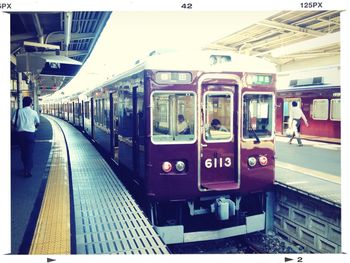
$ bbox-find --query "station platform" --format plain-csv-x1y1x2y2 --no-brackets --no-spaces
275,137,341,207
11,115,340,254
276,133,341,145
11,115,169,255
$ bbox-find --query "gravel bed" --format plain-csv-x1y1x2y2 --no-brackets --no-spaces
168,237,249,254
169,231,304,254
245,231,304,253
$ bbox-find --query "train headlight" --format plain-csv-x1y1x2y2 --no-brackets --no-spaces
175,161,186,172
248,157,257,167
162,161,172,173
259,155,268,166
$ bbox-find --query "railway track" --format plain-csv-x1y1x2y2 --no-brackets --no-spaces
168,236,256,254
168,232,300,254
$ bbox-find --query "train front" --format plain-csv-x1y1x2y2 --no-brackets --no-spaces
145,52,276,244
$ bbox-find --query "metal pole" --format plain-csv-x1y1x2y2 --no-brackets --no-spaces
265,191,275,233
32,78,39,113
64,12,73,53
16,72,23,108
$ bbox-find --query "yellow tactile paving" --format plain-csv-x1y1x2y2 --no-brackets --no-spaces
29,119,71,254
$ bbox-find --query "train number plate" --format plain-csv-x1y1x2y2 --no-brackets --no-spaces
204,157,232,168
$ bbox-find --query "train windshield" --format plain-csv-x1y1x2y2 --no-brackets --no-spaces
204,92,233,142
243,93,274,140
152,92,196,144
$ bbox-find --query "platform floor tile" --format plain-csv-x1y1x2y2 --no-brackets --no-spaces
50,117,169,254
276,166,340,205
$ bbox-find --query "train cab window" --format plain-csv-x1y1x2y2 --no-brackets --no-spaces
152,92,196,144
330,99,341,121
243,93,274,140
204,92,233,142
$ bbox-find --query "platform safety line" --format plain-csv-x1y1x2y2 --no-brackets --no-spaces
276,161,340,184
29,118,71,254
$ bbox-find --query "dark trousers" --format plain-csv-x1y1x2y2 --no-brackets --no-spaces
289,119,302,145
18,131,35,173
294,119,301,133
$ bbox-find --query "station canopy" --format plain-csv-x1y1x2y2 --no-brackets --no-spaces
10,11,340,95
206,10,340,66
11,11,111,95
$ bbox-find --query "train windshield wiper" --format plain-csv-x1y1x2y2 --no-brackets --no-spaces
249,126,261,144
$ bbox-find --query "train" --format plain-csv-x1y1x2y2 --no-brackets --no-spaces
276,77,340,141
42,50,276,244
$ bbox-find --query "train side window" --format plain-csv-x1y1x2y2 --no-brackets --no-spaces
330,99,341,121
74,102,78,116
84,101,90,119
152,92,196,144
118,88,133,136
312,99,329,120
243,93,274,140
94,99,98,122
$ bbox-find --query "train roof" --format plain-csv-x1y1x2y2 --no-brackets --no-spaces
277,84,340,93
99,50,276,87
46,50,276,101
144,50,276,73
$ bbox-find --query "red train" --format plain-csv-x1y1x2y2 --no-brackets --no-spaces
42,50,276,243
276,84,340,142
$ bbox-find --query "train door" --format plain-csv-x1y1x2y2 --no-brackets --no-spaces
109,93,114,159
132,86,140,175
81,100,84,130
198,76,238,191
117,86,134,171
72,102,75,125
112,91,119,163
90,98,94,138
132,85,145,177
282,98,301,133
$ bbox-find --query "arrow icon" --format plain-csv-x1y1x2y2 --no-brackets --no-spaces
47,258,56,263
284,257,293,262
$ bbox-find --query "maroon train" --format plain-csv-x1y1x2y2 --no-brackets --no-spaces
43,50,276,243
276,84,340,142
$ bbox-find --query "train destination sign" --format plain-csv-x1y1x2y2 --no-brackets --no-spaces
253,74,272,85
155,71,192,84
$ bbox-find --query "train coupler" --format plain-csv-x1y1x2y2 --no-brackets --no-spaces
211,197,236,220
188,196,237,220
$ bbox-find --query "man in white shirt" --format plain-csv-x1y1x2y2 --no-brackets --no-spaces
288,101,309,146
12,97,40,177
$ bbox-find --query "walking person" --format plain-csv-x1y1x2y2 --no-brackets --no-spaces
12,97,40,177
288,101,309,146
